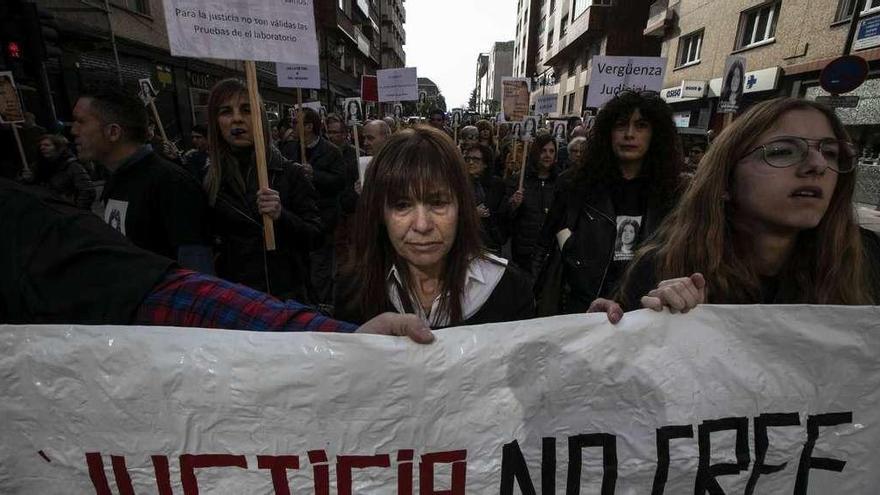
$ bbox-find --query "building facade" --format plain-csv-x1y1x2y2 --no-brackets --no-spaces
2,0,405,152
486,41,514,114
650,0,880,148
475,53,489,112
513,0,660,117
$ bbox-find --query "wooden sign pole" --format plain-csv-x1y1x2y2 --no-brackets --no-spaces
11,124,30,173
296,88,307,165
518,140,530,191
510,140,518,179
147,100,168,142
244,60,276,251
352,122,361,157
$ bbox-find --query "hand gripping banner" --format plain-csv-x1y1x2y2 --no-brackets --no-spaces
1,306,879,493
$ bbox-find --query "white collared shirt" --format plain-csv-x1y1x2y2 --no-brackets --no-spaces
386,254,508,327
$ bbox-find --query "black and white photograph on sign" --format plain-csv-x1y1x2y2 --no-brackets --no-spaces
613,216,642,261
719,56,746,114
393,103,403,118
511,122,522,140
451,110,462,128
521,116,537,142
552,121,568,142
418,91,427,105
104,199,129,236
344,98,363,125
137,78,158,106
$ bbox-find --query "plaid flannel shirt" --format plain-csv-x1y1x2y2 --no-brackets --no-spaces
134,269,358,333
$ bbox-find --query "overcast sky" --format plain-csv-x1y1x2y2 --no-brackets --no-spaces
405,0,516,109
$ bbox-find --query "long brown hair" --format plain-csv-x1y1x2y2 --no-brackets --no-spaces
620,97,874,305
203,78,271,205
347,125,484,325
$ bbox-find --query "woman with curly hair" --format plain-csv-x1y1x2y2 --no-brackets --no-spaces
533,90,684,315
589,98,880,322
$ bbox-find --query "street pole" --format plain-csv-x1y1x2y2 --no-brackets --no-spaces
102,0,123,83
843,0,868,55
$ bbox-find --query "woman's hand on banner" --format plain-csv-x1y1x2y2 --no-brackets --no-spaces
588,298,624,324
641,273,706,314
357,312,435,344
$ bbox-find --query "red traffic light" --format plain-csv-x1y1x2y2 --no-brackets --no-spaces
6,41,22,59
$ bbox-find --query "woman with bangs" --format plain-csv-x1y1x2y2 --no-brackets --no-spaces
589,98,880,323
334,126,535,328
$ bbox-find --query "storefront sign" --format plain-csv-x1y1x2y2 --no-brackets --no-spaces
673,110,692,128
661,80,707,103
708,66,781,97
854,13,880,51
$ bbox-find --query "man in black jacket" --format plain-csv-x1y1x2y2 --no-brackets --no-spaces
280,108,346,306
71,86,214,274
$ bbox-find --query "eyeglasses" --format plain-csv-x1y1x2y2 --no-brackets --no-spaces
744,137,856,173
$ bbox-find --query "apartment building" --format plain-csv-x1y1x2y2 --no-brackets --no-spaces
649,0,880,143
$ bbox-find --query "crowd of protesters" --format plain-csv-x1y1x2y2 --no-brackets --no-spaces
3,78,880,340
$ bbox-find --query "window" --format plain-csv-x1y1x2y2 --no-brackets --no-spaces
835,0,880,21
562,94,568,112
550,0,556,13
539,15,546,34
676,30,703,67
567,92,575,113
547,30,554,49
736,2,779,49
189,88,209,126
112,0,149,14
568,57,576,77
560,14,569,38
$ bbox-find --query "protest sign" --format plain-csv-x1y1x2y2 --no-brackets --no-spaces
521,116,537,142
138,78,168,142
343,97,363,126
535,93,558,115
0,71,24,124
393,103,403,118
377,67,419,102
0,72,29,173
718,55,747,114
162,0,319,65
586,56,666,108
551,120,568,142
501,77,530,122
360,75,378,102
276,63,321,89
2,306,879,493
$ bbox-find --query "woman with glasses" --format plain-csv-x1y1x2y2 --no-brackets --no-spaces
334,126,534,328
533,91,684,315
464,143,507,254
589,98,880,322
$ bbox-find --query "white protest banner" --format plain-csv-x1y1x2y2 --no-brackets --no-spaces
163,0,319,64
501,77,530,122
276,63,321,89
535,93,558,115
377,67,419,102
586,56,666,108
2,306,879,493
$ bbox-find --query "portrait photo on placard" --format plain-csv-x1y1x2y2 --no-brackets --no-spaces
719,56,746,113
451,110,462,128
511,122,522,140
344,97,363,125
521,116,537,142
552,121,568,142
613,215,642,261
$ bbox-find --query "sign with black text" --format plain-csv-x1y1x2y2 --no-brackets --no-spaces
586,56,666,108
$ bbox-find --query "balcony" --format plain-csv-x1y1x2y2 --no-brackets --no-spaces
644,0,676,37
543,3,611,66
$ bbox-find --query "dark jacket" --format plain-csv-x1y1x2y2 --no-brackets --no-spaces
473,172,507,254
499,162,560,273
280,137,346,233
212,147,322,300
333,258,535,328
1,178,173,323
23,151,95,210
533,181,671,314
336,142,360,216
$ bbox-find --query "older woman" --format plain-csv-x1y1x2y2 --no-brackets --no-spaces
334,126,534,328
20,134,95,210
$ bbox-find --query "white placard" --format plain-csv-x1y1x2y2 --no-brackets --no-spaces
343,97,363,126
2,306,879,492
276,63,320,89
535,93,558,115
377,67,419,102
586,56,667,108
162,0,319,64
358,155,371,185
137,78,159,106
